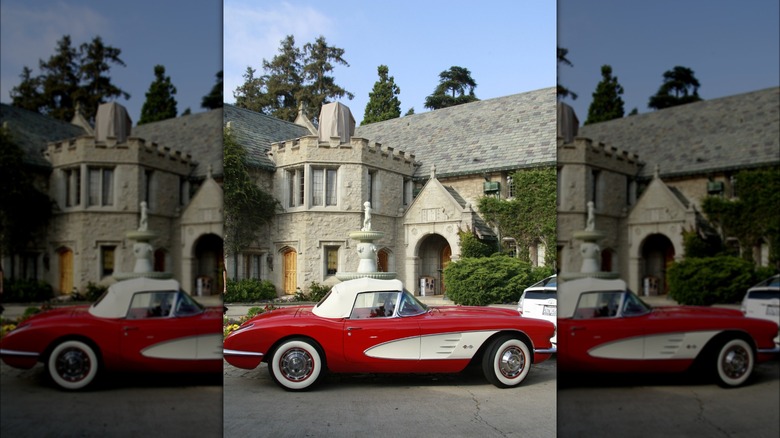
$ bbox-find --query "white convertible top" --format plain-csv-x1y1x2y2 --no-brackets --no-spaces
558,277,627,319
312,278,404,318
88,277,181,318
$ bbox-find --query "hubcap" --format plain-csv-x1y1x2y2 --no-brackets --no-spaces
722,345,749,379
56,348,91,382
498,346,525,379
279,348,314,382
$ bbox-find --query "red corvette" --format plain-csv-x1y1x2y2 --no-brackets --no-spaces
224,278,556,391
557,277,780,387
0,278,223,390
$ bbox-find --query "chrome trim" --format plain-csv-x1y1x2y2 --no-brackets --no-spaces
0,349,40,357
222,349,264,357
535,345,557,354
757,345,780,354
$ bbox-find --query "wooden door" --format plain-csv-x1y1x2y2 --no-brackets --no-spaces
59,249,73,294
440,245,451,295
283,249,297,295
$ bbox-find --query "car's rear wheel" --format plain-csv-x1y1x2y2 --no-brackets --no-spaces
47,340,99,390
482,335,531,388
268,338,324,391
714,338,754,387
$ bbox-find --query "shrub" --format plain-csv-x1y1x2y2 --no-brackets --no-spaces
667,256,762,305
3,279,54,302
71,282,108,302
458,229,497,258
443,255,553,305
224,278,277,303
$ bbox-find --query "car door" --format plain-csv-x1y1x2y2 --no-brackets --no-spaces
120,291,203,370
342,291,421,371
559,291,647,373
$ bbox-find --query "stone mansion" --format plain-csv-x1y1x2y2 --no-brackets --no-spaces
1,103,224,296
224,87,557,296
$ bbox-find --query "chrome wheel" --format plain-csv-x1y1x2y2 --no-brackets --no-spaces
269,338,324,391
279,348,314,382
498,345,526,379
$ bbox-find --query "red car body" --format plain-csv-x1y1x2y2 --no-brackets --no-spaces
0,278,222,390
224,278,556,391
557,277,780,387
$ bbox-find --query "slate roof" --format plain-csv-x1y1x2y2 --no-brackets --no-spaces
223,104,312,171
355,87,557,179
0,103,86,169
578,87,780,179
132,109,223,179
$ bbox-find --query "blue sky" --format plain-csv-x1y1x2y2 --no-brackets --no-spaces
558,0,780,121
0,0,222,125
223,0,557,125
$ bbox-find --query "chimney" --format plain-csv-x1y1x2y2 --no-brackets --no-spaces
557,102,579,144
95,102,132,143
318,102,355,144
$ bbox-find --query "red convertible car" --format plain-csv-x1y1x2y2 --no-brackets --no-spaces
223,278,556,391
557,277,780,387
0,278,223,390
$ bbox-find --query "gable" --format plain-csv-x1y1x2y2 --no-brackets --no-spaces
629,177,690,224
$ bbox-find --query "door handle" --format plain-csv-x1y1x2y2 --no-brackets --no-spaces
347,327,362,331
123,326,139,331
570,326,585,332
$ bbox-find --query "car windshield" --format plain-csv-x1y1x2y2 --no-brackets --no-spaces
397,290,428,316
622,290,651,316
174,290,204,316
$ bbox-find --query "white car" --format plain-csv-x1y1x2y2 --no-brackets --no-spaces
741,274,780,327
518,275,557,344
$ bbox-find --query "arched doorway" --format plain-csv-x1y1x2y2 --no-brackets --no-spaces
282,248,297,295
193,234,223,296
58,248,73,295
640,234,675,295
418,234,450,295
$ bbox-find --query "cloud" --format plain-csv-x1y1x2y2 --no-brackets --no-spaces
223,1,333,102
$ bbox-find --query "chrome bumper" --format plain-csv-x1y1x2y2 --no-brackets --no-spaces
535,344,557,354
222,349,264,357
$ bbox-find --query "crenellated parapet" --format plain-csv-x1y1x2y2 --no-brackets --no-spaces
558,136,642,173
271,134,416,174
46,135,193,173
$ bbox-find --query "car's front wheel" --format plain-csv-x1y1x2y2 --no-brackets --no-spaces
714,338,754,387
47,340,100,390
482,335,531,388
268,338,324,391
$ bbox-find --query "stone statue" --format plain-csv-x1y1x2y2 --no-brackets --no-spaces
139,201,148,231
361,201,372,231
585,201,595,231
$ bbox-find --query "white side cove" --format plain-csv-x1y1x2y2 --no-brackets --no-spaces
365,331,498,360
588,331,721,360
141,334,223,360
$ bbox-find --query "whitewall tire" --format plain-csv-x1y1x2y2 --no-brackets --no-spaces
482,335,531,388
269,338,324,391
47,340,99,390
714,338,754,387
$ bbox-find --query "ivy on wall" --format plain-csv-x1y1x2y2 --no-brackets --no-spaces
477,167,557,266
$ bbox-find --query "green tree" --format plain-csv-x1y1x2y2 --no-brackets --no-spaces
478,167,557,266
234,35,353,123
584,65,625,125
556,46,577,101
361,65,402,125
648,66,702,110
9,67,44,113
201,70,223,110
35,35,81,121
300,36,354,121
75,36,130,123
701,168,780,265
138,65,178,125
424,66,479,110
223,128,281,276
233,66,267,112
0,128,53,257
10,35,128,122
